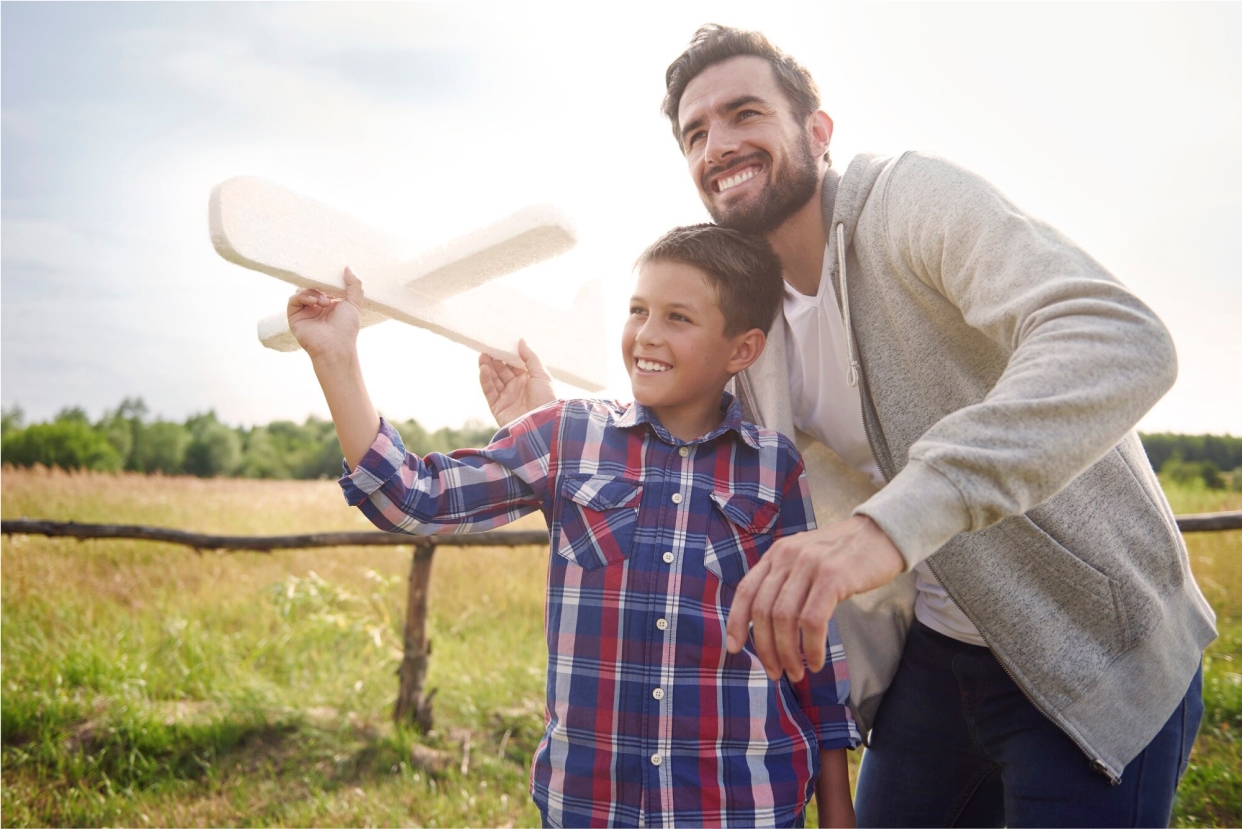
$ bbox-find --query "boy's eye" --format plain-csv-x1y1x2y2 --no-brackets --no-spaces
670,313,690,323
630,306,647,316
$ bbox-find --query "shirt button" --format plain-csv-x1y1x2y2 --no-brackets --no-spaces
652,688,664,700
678,446,689,458
651,753,663,766
671,492,682,504
662,552,674,564
656,618,668,630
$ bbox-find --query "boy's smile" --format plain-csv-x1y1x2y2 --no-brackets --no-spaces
623,260,754,442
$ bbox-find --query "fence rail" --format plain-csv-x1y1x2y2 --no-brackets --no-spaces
0,519,548,553
4,511,1240,728
3,512,1240,553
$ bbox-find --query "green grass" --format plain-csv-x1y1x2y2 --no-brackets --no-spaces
1,468,1239,826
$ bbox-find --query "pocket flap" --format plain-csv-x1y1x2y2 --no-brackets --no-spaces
562,474,643,511
710,490,779,533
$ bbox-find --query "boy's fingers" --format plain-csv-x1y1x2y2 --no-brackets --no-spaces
517,339,550,379
342,266,364,307
288,288,323,308
492,358,519,385
478,360,499,400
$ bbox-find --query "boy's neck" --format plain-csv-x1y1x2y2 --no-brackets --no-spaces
648,390,727,444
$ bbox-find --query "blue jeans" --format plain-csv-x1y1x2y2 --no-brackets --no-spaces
855,620,1204,828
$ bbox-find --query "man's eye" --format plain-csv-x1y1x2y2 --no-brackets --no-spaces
738,109,759,120
686,131,705,149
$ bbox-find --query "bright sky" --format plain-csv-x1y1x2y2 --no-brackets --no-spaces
3,3,1239,435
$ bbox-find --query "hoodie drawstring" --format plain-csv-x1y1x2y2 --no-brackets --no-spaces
837,222,861,387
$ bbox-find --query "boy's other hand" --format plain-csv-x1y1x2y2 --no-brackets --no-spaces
726,515,905,682
288,266,364,362
479,340,556,427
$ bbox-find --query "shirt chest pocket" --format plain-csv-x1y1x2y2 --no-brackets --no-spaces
555,474,644,570
704,490,780,586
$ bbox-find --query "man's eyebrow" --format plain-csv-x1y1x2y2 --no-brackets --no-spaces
680,95,772,143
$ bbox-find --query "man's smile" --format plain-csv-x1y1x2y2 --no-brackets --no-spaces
714,165,761,193
705,155,767,195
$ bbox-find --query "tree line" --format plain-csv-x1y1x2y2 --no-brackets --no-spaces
2,399,1239,489
0,399,496,480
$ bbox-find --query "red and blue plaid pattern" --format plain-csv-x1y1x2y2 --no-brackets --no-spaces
340,394,858,827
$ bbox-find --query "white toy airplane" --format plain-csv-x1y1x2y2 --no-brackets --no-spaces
208,176,606,390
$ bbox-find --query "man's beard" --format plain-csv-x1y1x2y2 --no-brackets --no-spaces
704,139,819,236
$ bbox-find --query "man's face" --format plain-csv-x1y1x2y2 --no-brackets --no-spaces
677,56,820,235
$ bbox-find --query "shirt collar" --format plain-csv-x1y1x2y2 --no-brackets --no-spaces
615,391,761,450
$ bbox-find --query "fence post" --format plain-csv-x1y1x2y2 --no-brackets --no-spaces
394,542,436,731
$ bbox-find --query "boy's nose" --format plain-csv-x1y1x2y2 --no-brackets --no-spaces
636,319,662,346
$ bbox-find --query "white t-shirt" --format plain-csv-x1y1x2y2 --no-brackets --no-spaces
782,246,986,647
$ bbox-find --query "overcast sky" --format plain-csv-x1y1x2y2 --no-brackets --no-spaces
3,2,1239,435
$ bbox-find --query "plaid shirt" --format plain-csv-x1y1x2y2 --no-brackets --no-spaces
340,394,858,827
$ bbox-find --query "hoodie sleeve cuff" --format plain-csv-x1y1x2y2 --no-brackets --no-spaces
338,418,408,506
853,459,972,570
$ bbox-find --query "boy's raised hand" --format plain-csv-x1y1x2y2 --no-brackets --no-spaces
288,266,364,362
479,340,556,427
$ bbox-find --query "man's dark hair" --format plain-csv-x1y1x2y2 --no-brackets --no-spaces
662,24,828,162
636,224,784,336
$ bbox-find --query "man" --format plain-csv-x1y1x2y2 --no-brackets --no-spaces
481,24,1214,827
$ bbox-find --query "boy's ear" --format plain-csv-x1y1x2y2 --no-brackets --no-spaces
725,328,766,375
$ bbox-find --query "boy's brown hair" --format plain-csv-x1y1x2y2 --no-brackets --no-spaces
636,224,784,336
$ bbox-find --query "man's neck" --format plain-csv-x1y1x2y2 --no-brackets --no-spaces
767,174,828,297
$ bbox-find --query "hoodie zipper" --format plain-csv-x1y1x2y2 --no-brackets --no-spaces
828,221,1121,784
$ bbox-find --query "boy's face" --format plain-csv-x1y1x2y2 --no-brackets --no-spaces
623,260,743,424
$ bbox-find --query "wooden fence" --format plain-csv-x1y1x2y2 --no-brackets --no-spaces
4,511,1241,730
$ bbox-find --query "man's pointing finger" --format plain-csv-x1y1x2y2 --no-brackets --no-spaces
725,556,769,653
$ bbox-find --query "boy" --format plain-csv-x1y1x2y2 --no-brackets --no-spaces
288,224,859,828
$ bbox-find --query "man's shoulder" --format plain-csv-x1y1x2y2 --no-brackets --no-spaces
861,150,1007,211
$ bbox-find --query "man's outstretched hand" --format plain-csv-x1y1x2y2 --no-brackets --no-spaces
726,515,906,682
479,340,556,427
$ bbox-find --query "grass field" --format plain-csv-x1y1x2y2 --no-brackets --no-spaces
2,466,1240,827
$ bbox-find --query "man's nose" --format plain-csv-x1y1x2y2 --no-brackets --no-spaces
704,123,739,167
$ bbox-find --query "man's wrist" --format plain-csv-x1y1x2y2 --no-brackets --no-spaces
853,459,972,569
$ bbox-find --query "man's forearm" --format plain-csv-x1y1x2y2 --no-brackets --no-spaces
311,349,380,471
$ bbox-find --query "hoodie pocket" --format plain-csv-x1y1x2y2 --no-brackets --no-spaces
554,474,643,570
704,489,780,586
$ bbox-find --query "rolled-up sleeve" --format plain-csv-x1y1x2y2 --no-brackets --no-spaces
338,405,558,536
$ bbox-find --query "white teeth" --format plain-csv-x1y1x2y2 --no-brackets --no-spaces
717,167,758,192
637,359,670,372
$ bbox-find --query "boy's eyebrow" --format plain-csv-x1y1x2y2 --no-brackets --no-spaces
680,95,771,144
630,294,701,311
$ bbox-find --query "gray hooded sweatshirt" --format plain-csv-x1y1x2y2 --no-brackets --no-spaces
733,151,1216,781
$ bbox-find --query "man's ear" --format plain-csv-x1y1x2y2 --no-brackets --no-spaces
808,110,833,160
726,328,767,375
